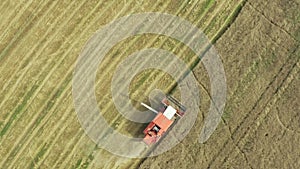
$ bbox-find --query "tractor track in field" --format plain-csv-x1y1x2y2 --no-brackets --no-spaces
248,1,300,43
207,43,299,168
276,60,300,138
204,23,297,168
222,20,295,128
207,0,296,131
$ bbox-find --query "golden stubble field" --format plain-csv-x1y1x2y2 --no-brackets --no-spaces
0,0,299,168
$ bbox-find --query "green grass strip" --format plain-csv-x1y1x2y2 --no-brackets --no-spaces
0,84,39,137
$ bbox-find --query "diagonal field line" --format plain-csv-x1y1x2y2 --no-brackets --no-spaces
276,61,300,137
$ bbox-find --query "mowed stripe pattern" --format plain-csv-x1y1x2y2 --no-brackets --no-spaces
0,0,248,168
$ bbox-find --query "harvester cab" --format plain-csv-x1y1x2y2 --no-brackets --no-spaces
141,95,186,145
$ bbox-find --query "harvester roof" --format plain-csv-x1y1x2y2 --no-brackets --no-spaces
152,113,173,131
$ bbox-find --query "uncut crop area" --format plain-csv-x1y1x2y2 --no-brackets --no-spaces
0,0,299,169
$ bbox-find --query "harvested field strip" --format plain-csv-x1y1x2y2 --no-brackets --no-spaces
0,0,88,143
25,90,75,169
0,0,116,166
2,0,173,168
207,45,300,168
203,0,243,36
29,143,49,169
0,0,105,138
0,0,98,164
0,0,66,123
186,0,247,78
0,84,38,137
2,74,72,168
1,3,216,168
0,0,85,110
0,1,30,42
95,0,236,110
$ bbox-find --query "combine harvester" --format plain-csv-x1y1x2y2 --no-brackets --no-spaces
141,95,186,145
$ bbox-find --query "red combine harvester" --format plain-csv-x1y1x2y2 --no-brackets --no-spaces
141,95,186,145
